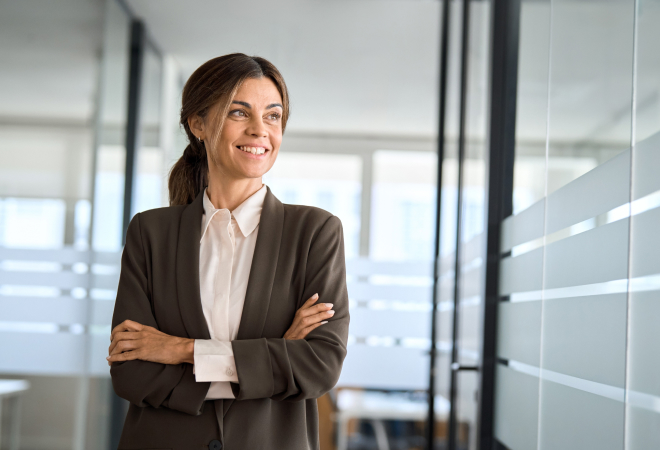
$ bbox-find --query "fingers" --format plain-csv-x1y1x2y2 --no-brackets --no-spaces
286,321,328,340
301,309,335,327
302,293,319,308
110,320,163,342
110,320,142,342
109,338,140,356
297,301,333,319
107,349,141,364
108,331,143,354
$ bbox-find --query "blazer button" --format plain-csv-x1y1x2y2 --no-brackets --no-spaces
209,439,222,450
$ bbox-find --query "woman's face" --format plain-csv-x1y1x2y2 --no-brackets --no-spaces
204,77,283,181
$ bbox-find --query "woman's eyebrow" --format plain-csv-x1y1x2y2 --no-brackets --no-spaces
231,101,282,109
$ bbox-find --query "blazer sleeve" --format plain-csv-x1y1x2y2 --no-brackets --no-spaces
231,215,350,401
110,213,210,415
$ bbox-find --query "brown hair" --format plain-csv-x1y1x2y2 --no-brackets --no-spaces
168,53,290,206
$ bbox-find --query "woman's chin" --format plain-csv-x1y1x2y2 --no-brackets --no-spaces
236,167,270,181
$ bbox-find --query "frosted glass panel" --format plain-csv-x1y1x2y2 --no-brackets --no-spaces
626,0,660,444
494,365,539,450
633,132,660,200
627,407,660,450
349,309,430,339
546,150,630,234
538,381,624,450
541,294,627,387
500,248,543,295
497,301,541,366
500,0,646,444
544,219,629,289
0,332,86,375
630,202,660,278
626,291,660,397
501,198,545,252
338,345,429,390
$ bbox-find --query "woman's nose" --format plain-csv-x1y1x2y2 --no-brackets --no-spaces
246,117,267,137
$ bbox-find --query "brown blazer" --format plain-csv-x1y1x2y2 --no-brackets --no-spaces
110,187,349,450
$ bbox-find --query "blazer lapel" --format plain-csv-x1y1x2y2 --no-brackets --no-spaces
236,186,284,340
176,190,211,340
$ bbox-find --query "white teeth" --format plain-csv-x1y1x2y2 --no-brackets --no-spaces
239,146,266,155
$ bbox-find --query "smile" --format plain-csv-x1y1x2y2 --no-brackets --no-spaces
238,146,267,155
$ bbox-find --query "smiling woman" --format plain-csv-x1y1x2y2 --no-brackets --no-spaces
168,54,290,207
107,54,349,450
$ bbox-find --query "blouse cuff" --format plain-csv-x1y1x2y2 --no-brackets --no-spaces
193,339,239,383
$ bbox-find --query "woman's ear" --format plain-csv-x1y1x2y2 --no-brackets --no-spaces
187,114,205,140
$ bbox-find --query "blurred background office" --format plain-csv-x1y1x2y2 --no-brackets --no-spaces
0,0,659,449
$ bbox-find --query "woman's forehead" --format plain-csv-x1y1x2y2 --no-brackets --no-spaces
234,77,283,105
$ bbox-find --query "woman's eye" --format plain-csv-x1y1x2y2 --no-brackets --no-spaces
229,109,246,117
267,113,281,120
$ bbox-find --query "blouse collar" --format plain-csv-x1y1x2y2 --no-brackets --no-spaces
200,184,268,242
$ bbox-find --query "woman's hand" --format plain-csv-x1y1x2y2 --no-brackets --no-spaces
283,293,335,340
107,320,194,366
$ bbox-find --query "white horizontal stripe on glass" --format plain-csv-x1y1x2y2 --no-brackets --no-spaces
507,274,660,301
505,359,660,414
507,359,624,402
506,187,660,258
627,390,660,414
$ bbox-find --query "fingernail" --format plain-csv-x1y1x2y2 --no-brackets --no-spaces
106,356,110,360
325,303,333,308
313,293,319,299
328,310,335,316
321,321,328,324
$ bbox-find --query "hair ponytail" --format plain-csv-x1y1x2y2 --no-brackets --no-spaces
168,53,290,206
167,138,208,206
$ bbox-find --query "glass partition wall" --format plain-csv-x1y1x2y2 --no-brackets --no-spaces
494,0,660,446
0,0,126,449
0,1,169,448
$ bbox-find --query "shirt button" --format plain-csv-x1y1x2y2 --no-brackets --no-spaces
226,367,234,377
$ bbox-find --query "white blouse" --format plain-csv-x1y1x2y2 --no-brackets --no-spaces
193,184,267,399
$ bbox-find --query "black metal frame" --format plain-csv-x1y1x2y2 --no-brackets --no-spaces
447,0,473,446
427,0,520,447
425,0,453,445
476,0,519,446
121,20,146,242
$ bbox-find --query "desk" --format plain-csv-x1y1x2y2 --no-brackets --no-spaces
335,390,450,450
0,380,29,450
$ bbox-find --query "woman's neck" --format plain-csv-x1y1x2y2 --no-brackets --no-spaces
206,176,264,211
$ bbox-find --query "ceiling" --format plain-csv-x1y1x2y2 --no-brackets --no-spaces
0,0,651,145
125,0,442,137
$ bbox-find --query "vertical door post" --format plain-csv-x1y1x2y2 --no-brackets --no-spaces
478,0,520,446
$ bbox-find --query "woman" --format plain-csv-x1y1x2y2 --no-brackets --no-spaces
107,53,349,450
